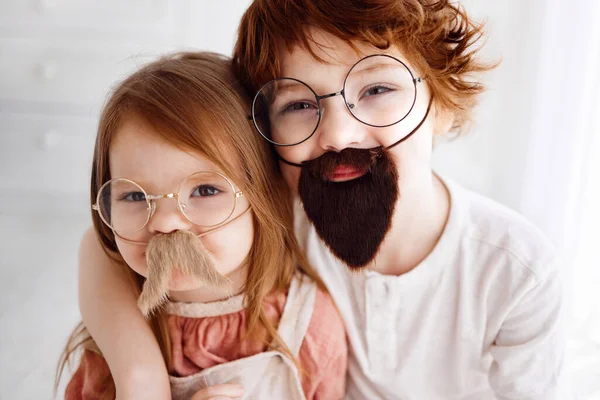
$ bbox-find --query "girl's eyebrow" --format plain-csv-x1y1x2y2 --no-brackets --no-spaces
109,170,238,193
108,176,151,191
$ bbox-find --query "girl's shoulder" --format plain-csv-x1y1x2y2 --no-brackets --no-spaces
287,271,346,348
297,285,348,398
307,285,347,343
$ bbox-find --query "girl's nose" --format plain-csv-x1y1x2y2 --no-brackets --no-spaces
145,198,194,235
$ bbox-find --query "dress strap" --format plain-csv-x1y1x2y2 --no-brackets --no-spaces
275,272,317,357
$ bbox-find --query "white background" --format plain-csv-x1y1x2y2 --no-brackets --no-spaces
0,1,598,399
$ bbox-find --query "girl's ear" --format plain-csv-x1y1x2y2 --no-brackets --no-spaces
432,103,455,136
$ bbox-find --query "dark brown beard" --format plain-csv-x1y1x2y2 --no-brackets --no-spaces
298,147,399,269
139,230,230,317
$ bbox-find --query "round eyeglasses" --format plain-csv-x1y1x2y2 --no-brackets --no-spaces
250,54,424,147
92,171,244,240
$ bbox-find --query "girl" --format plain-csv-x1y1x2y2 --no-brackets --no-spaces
56,52,347,400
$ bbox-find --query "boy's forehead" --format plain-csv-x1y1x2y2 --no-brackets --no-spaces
282,29,370,69
280,28,409,81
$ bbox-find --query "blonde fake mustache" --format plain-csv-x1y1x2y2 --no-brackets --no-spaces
138,230,230,317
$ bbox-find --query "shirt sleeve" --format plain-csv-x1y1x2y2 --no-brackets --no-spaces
298,287,348,400
489,259,572,400
65,350,115,400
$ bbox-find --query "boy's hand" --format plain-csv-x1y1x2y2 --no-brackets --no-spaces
191,384,244,400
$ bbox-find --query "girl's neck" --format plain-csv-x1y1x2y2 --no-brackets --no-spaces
168,265,248,304
371,171,450,276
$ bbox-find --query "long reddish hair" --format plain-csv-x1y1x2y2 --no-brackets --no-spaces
55,51,322,397
233,0,496,132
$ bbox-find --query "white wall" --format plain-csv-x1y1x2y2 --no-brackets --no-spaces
431,0,548,212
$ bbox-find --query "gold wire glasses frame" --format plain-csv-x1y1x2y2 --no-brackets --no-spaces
92,171,245,240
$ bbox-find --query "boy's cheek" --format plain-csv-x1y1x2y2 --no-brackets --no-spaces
280,162,301,194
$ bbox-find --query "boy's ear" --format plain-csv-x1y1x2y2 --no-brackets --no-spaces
432,104,455,136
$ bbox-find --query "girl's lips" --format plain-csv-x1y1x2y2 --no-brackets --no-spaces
327,165,366,182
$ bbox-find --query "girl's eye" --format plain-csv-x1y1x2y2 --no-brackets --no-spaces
119,192,146,202
192,185,221,197
363,85,392,98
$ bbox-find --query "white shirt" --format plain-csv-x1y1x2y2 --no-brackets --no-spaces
294,176,570,400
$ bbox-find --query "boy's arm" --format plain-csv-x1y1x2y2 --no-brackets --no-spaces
78,227,171,400
489,260,571,400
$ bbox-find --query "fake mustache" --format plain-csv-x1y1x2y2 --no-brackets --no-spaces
303,147,383,181
138,230,230,317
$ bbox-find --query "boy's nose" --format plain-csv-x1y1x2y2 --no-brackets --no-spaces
316,100,367,152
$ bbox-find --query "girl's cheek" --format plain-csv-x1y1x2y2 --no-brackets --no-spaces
205,218,254,274
116,240,148,277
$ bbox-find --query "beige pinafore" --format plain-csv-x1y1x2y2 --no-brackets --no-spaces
167,273,316,400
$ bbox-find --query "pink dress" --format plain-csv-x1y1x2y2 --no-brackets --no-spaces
66,274,347,399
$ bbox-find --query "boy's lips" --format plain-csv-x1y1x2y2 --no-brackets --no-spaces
327,165,366,182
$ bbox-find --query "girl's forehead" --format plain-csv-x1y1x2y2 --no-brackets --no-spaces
109,116,226,188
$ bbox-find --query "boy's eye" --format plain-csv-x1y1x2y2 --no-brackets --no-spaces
192,185,221,197
119,192,146,202
362,85,392,98
282,101,317,113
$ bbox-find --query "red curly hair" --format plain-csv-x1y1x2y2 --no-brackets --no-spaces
233,0,495,132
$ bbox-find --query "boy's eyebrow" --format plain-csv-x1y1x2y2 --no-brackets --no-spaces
349,62,407,77
274,80,311,93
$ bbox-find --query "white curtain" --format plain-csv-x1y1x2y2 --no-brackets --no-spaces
519,0,600,398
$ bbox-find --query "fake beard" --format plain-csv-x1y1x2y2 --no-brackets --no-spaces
298,147,399,269
138,230,230,317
